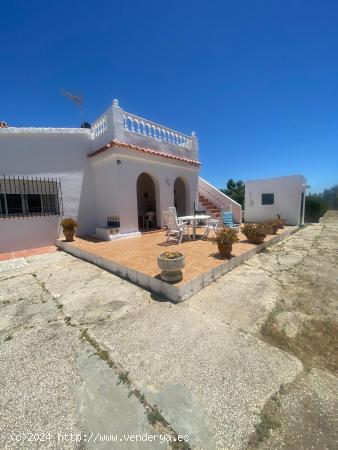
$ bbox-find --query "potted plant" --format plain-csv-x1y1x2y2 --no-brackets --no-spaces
242,223,267,245
276,214,285,229
264,219,279,235
157,251,185,282
212,226,239,259
61,218,78,242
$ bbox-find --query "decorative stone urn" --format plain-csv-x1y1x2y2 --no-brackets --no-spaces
157,252,185,283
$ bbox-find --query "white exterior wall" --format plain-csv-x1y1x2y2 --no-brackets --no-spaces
244,175,306,226
0,129,94,252
0,216,60,253
91,149,199,233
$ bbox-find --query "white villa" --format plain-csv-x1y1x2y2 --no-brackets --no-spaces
0,99,241,253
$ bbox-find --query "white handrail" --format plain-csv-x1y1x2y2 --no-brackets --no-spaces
123,111,192,149
198,177,242,223
199,177,242,207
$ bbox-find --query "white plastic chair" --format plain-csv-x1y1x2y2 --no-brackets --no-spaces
169,206,185,225
202,217,222,239
166,211,191,244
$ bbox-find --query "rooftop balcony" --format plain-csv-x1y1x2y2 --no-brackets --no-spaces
91,99,199,161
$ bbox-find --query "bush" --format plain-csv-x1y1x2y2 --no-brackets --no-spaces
212,226,239,245
264,219,279,235
61,218,78,230
305,195,328,223
242,223,267,237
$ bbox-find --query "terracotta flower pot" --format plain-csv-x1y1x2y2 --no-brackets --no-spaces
246,235,266,245
217,243,233,259
63,229,75,242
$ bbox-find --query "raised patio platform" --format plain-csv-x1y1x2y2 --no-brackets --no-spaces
56,226,298,302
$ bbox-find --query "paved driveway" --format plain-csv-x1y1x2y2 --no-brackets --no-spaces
1,212,337,450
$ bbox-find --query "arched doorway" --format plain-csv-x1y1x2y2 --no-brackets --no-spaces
137,173,157,229
174,177,187,216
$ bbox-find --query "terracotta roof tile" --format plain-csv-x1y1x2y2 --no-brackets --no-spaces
88,139,201,167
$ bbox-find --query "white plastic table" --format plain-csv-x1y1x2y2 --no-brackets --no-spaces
178,215,211,240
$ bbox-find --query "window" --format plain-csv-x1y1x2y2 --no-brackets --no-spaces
0,176,62,218
41,194,58,214
6,194,23,214
0,194,6,214
26,194,42,213
261,193,274,205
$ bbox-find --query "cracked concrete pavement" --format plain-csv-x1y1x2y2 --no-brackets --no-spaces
1,212,337,449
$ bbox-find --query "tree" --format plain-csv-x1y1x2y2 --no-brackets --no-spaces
305,194,328,223
219,179,245,207
321,185,338,209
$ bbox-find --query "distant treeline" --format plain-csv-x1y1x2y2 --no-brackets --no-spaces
306,184,338,222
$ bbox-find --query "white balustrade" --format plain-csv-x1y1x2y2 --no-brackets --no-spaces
123,112,192,149
92,114,107,138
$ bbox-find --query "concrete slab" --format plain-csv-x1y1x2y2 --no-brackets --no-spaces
75,349,163,450
0,257,28,273
89,302,303,450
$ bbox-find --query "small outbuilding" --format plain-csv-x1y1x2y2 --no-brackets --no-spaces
244,175,307,226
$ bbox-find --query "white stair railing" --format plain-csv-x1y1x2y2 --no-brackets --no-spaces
198,177,242,224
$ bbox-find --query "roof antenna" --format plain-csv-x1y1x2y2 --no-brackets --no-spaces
60,89,86,126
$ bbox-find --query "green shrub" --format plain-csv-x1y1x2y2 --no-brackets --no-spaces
61,218,78,231
242,223,267,237
212,226,239,245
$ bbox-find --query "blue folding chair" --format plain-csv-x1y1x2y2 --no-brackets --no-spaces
223,211,240,230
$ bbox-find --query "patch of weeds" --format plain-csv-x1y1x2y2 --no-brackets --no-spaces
64,316,74,327
32,273,37,278
130,389,145,404
80,328,117,370
4,335,13,342
117,371,131,387
248,393,281,448
79,328,192,450
146,405,167,426
2,300,10,305
253,410,280,444
57,304,63,310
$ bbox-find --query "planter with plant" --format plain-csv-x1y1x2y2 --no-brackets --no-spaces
264,219,279,235
276,214,285,229
242,223,267,245
212,226,239,259
157,251,185,282
61,218,78,242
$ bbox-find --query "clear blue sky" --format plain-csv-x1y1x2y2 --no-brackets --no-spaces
1,1,337,193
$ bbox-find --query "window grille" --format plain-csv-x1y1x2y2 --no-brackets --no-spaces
0,176,63,219
261,193,274,205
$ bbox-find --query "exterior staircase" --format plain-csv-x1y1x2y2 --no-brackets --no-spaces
197,177,242,224
198,194,221,219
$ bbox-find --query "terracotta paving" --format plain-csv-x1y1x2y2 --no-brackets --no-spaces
0,245,58,261
59,227,289,286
